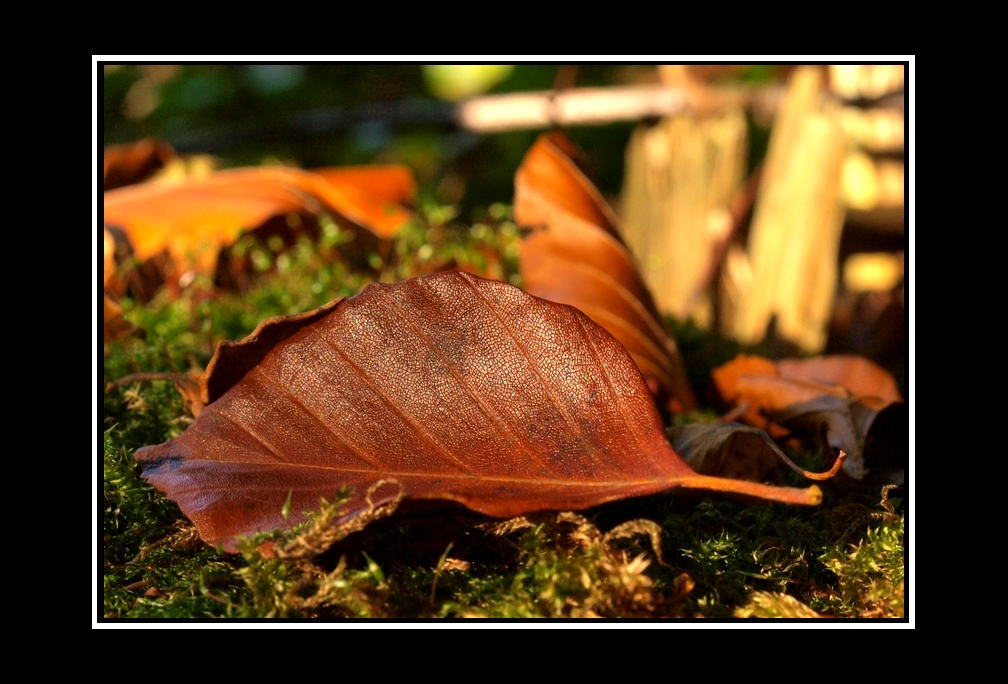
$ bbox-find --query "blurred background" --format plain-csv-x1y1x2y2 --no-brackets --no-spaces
101,62,908,395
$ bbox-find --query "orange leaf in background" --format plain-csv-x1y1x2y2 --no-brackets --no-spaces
101,160,417,333
776,355,902,405
514,132,697,413
102,162,416,341
712,354,906,479
104,164,415,273
136,272,821,552
103,138,177,190
105,167,313,277
311,165,416,239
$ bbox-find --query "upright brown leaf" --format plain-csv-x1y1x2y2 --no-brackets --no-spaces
514,132,697,413
136,272,821,552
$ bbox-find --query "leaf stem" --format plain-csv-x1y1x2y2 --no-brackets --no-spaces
675,475,822,506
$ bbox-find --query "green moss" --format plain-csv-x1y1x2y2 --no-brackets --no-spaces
229,490,400,618
103,429,249,617
734,591,822,618
817,511,905,618
381,204,521,285
100,201,907,620
436,514,673,618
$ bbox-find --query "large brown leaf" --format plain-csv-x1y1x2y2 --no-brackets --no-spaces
136,272,821,552
514,132,697,413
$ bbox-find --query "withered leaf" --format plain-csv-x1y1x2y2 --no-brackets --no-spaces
711,354,905,479
136,272,820,552
103,164,416,297
668,422,847,484
775,355,902,405
514,132,697,413
668,423,787,484
309,165,417,238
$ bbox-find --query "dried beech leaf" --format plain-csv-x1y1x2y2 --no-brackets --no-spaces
768,392,905,481
775,355,902,404
712,354,906,479
713,354,902,405
668,423,786,484
514,133,696,412
136,272,820,552
103,164,416,296
310,165,416,239
514,131,623,240
200,298,343,406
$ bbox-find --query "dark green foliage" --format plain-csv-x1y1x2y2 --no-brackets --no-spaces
102,65,668,213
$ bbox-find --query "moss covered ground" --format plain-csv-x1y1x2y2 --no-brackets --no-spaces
99,205,908,621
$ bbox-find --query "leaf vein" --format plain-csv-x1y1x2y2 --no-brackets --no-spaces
458,274,613,475
321,334,475,475
375,287,558,478
251,366,386,471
